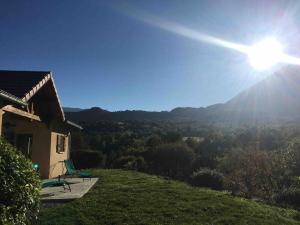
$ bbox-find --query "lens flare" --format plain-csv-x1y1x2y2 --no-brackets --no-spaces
247,38,283,70
116,5,300,70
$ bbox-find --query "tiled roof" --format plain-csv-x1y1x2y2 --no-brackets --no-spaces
0,70,50,98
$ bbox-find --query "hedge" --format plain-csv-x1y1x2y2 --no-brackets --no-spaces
0,138,40,225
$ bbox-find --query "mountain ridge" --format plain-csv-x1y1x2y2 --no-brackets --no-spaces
65,66,300,124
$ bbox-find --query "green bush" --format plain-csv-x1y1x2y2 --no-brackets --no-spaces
114,155,147,171
189,168,223,190
71,150,105,169
146,143,195,179
218,148,296,199
275,188,300,206
0,138,40,225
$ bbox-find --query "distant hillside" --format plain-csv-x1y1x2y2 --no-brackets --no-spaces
63,107,84,113
66,107,172,122
224,66,300,121
65,66,300,124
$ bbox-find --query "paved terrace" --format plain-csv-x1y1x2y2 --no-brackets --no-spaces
41,178,98,206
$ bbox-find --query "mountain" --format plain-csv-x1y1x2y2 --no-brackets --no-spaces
222,66,300,123
66,107,172,122
63,107,84,113
65,66,300,124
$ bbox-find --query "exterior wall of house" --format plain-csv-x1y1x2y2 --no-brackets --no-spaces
9,118,52,178
0,108,3,136
48,132,70,178
3,113,70,179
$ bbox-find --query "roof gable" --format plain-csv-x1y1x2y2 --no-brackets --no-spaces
0,70,49,98
0,70,65,121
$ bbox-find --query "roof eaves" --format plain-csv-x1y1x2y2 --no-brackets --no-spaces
65,120,83,130
49,73,65,121
22,73,51,102
21,72,66,122
0,89,28,106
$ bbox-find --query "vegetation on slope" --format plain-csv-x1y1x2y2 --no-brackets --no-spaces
39,169,300,225
72,124,300,204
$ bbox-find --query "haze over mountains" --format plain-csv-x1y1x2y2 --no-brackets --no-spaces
65,66,300,124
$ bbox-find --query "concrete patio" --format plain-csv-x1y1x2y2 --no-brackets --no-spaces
41,178,98,206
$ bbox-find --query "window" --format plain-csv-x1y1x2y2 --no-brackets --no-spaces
56,135,66,153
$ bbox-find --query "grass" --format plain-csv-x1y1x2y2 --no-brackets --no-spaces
39,169,300,225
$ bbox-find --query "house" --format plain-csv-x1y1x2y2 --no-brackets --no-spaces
0,70,82,179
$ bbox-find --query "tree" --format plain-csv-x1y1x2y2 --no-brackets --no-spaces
89,135,104,151
162,131,182,143
195,132,230,168
146,135,162,148
71,131,86,150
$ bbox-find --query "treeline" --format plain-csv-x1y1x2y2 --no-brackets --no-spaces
71,121,300,207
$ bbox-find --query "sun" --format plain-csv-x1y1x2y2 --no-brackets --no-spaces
247,37,283,70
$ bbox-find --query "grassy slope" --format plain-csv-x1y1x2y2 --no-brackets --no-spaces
39,170,300,225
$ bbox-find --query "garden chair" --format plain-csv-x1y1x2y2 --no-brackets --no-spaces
42,179,71,192
64,159,92,181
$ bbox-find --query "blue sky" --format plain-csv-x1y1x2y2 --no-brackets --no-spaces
1,0,300,111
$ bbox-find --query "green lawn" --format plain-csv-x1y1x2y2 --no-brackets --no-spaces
39,169,300,225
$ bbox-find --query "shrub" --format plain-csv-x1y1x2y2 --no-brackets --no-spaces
191,156,205,172
71,150,105,169
219,148,296,200
146,143,195,179
123,147,146,158
189,168,223,190
0,138,40,225
274,188,300,206
114,155,147,171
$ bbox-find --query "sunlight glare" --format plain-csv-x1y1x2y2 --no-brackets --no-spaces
247,38,283,70
119,6,300,69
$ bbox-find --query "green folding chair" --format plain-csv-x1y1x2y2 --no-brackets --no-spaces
64,159,91,181
42,179,71,192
